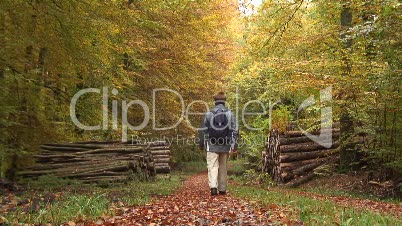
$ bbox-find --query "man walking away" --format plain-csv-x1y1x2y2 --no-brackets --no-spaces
199,92,238,196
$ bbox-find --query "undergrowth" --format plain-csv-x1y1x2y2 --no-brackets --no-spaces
2,168,194,225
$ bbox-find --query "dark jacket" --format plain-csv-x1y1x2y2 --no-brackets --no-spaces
199,103,238,153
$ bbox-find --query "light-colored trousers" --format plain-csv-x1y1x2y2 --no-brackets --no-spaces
206,152,228,191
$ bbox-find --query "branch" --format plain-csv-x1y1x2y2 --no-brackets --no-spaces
260,0,304,50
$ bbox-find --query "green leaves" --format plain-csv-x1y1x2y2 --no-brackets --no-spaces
0,0,241,177
229,0,402,173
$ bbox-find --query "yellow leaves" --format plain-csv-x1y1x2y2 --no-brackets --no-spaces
248,61,264,78
67,221,76,226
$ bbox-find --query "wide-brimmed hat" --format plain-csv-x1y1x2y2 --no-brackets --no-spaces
213,91,226,101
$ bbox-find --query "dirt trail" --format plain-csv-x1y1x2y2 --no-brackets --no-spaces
87,173,290,225
84,172,401,225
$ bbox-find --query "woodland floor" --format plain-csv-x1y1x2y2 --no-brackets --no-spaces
2,166,401,225
297,172,402,217
85,172,295,225
83,172,401,226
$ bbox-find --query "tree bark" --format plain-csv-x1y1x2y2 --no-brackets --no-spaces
279,132,340,145
149,146,171,150
339,1,357,171
285,173,315,188
42,143,103,149
0,10,5,79
281,157,336,182
280,149,338,163
150,150,171,155
154,158,170,163
151,154,170,159
155,165,170,174
281,141,340,153
283,128,340,138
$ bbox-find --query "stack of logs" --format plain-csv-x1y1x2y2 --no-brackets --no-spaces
149,144,171,174
18,140,171,183
262,128,340,187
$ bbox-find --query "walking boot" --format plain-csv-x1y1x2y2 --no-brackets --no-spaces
211,188,218,196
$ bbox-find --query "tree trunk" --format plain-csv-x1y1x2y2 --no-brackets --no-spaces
281,157,336,182
150,150,171,155
154,158,170,163
285,173,315,188
41,143,103,150
339,1,356,171
281,141,340,153
280,149,338,163
279,132,340,145
284,128,340,138
0,11,5,79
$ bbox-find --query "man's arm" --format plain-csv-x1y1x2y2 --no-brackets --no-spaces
229,111,239,152
198,113,208,150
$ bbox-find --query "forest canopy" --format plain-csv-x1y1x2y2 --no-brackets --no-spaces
0,0,401,181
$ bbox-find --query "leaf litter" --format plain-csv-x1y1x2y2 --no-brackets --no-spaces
85,173,298,225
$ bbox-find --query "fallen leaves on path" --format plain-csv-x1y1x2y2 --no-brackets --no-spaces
86,173,298,225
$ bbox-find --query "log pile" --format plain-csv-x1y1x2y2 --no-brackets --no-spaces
18,140,171,183
149,142,171,174
262,128,340,187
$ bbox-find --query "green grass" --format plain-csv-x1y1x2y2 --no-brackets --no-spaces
228,159,248,176
174,158,248,176
3,172,189,225
118,173,186,205
24,174,82,191
6,194,109,224
299,186,402,204
174,160,207,174
231,185,402,226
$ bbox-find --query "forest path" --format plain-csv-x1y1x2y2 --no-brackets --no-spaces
87,172,291,225
84,172,402,225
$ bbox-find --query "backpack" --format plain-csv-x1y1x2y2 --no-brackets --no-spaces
207,108,231,145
